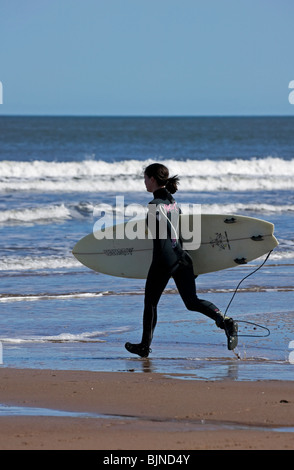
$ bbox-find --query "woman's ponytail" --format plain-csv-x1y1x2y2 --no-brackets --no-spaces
165,175,179,194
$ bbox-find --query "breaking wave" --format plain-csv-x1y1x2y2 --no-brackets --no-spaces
0,201,293,227
0,247,292,274
0,327,130,344
0,157,293,193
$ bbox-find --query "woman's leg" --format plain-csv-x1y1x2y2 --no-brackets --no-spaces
172,265,224,323
173,265,238,350
125,263,170,357
141,263,171,346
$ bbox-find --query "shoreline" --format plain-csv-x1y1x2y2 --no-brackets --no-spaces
0,368,293,450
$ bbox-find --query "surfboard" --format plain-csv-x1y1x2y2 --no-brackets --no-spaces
72,214,278,278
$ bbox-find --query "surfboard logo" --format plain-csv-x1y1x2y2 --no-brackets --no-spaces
209,232,231,250
103,248,134,256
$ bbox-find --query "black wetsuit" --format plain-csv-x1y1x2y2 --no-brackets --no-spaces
141,188,223,347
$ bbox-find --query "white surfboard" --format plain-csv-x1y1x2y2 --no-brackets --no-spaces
72,214,278,278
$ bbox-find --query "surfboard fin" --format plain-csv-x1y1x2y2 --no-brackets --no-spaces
234,257,247,264
224,217,237,224
251,235,264,241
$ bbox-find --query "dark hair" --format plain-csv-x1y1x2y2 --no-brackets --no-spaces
144,163,179,194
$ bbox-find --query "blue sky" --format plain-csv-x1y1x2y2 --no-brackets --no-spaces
0,0,294,115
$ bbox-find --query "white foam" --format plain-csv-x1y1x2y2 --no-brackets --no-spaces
0,331,105,344
199,203,294,214
0,291,106,303
0,157,293,192
0,327,130,344
0,203,72,224
0,246,293,274
0,255,80,271
0,199,293,228
267,250,294,261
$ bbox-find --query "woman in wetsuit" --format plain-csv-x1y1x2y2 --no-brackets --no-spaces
125,163,238,358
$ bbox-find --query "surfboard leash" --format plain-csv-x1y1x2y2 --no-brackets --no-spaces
224,250,273,338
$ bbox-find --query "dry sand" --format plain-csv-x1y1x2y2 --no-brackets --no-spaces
0,368,293,450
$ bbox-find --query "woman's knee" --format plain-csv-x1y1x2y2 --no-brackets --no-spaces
183,296,199,311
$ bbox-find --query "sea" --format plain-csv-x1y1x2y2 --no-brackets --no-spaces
0,116,293,381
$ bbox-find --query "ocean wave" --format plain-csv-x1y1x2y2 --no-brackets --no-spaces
0,284,293,307
0,327,130,344
0,202,94,225
0,157,293,192
1,200,294,227
0,247,293,275
0,255,80,271
200,203,294,215
0,291,107,302
0,203,72,224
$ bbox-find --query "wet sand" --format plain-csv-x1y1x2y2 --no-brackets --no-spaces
0,368,293,450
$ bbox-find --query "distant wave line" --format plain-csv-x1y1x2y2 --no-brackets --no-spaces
0,284,293,303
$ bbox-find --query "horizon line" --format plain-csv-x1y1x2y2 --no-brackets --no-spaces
0,113,293,118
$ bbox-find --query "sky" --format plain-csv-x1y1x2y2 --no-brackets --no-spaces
0,0,294,116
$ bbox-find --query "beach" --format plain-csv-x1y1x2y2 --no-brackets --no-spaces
0,116,293,451
0,368,293,450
